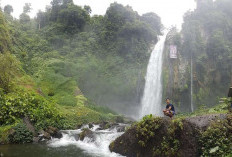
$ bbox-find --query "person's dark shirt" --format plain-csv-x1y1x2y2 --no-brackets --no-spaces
166,104,175,112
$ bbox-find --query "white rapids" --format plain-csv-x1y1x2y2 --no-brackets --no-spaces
48,124,127,157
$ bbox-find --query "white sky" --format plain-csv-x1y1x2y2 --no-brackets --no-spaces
1,0,196,29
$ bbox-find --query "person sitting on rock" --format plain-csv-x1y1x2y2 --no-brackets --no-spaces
163,98,175,118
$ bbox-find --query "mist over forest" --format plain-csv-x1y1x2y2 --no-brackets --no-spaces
0,0,232,156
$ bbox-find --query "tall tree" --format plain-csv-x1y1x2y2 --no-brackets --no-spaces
0,53,20,93
23,3,32,14
84,5,92,14
4,5,13,15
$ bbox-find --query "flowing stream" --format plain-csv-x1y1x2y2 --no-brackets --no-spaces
0,124,127,157
140,34,167,118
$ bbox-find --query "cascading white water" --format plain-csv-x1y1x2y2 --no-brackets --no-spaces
140,34,167,118
48,124,127,157
190,54,194,112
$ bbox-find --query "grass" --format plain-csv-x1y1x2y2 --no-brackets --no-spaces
175,101,229,119
57,104,120,129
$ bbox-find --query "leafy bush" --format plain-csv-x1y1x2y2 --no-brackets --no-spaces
8,123,33,144
136,115,162,147
199,114,232,156
0,89,62,130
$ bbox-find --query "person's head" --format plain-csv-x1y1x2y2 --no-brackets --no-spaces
166,98,170,104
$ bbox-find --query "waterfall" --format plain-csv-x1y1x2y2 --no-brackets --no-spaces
190,54,194,112
140,34,167,118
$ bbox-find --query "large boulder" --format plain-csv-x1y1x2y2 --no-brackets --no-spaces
110,118,170,157
110,114,228,157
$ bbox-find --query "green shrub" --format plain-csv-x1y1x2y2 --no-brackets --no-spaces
8,123,33,144
136,115,162,147
199,114,232,156
0,89,62,130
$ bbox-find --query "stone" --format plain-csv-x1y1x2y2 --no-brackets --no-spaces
23,116,36,136
79,128,94,141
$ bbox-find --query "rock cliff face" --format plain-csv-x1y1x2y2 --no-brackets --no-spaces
109,114,230,157
162,28,191,112
162,26,232,112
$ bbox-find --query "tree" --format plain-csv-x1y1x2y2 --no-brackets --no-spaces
63,0,73,6
0,11,11,53
23,3,32,14
0,53,20,93
141,12,163,35
51,0,62,7
84,5,92,14
4,5,13,15
19,13,30,24
57,4,90,34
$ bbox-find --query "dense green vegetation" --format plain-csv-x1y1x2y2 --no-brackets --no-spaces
163,0,232,111
5,0,162,115
0,0,162,143
182,0,232,107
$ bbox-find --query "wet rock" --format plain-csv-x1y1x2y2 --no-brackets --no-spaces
116,125,126,132
46,126,62,139
43,131,51,140
88,123,94,129
33,136,43,143
99,121,108,129
37,130,51,140
73,134,79,141
79,128,94,141
76,124,83,129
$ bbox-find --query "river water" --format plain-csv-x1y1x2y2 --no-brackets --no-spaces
0,124,126,157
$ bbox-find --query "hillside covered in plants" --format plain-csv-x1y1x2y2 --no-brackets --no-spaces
0,0,162,143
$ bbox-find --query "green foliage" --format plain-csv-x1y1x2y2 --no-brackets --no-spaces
176,99,229,119
0,10,12,53
19,13,30,24
8,123,33,144
76,95,87,106
1,1,162,114
199,114,232,156
180,0,232,108
56,104,118,129
136,115,162,147
0,53,21,93
0,123,17,144
23,3,32,14
0,89,62,130
4,5,13,15
152,119,182,157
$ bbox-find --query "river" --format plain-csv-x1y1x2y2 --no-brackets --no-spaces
0,124,126,157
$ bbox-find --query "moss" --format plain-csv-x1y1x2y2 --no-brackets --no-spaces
152,119,182,156
109,141,115,150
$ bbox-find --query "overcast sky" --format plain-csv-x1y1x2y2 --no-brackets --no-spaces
1,0,196,29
